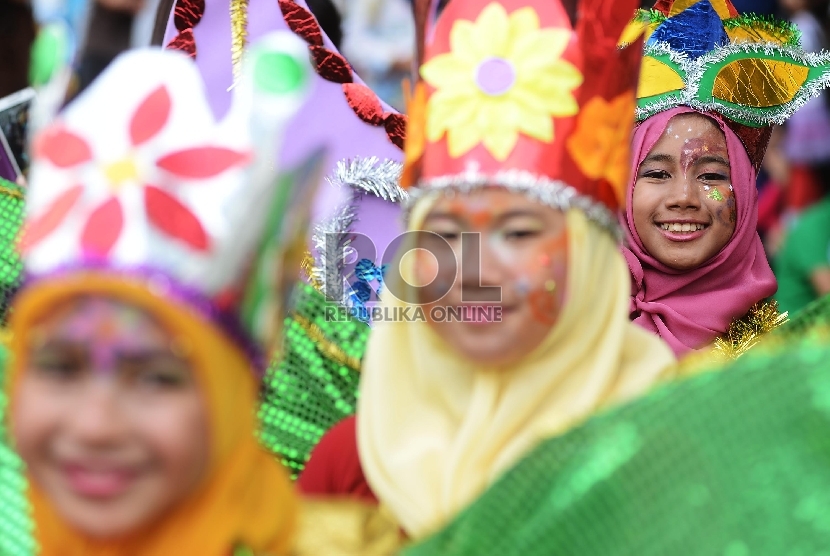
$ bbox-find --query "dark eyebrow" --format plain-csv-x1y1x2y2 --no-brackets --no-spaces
32,341,181,365
694,155,730,168
422,212,465,226
117,350,185,366
493,209,545,225
641,153,675,165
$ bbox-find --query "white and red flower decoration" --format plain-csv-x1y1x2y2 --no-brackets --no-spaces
22,84,251,258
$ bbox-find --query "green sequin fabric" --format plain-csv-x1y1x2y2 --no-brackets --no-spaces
406,335,830,556
258,283,367,479
0,178,34,556
0,180,23,325
1,343,34,556
773,293,830,340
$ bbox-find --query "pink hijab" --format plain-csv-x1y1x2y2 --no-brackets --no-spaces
622,107,777,357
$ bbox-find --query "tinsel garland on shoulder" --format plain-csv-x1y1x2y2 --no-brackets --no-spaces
675,299,787,377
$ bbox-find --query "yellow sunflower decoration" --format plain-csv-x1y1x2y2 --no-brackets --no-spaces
420,2,583,162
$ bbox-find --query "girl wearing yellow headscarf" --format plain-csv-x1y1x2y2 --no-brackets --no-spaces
8,279,297,556
4,45,308,555
299,0,676,543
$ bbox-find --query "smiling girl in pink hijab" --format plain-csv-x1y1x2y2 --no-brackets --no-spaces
617,0,830,356
623,107,777,356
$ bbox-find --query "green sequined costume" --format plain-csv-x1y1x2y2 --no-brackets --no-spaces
404,331,830,556
0,178,35,556
258,283,367,479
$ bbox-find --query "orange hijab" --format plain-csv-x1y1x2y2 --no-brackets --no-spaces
6,274,297,556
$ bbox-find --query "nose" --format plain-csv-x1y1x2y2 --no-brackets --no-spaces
459,232,504,302
65,377,128,447
664,175,702,210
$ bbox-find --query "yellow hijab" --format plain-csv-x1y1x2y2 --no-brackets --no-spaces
6,274,297,556
357,201,677,539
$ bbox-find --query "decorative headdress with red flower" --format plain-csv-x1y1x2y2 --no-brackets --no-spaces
19,34,316,369
402,0,644,237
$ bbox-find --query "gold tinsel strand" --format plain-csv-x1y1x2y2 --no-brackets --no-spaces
674,300,789,378
300,250,323,291
293,313,362,372
712,299,789,360
230,0,249,87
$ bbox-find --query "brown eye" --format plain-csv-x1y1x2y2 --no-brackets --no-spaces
504,229,540,240
642,170,670,180
135,368,189,389
699,173,728,182
31,348,85,381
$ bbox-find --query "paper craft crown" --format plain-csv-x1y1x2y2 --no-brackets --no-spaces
402,0,644,236
626,0,830,168
20,35,316,369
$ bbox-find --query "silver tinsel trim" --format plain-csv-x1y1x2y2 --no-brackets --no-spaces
638,40,830,126
402,170,622,241
311,157,408,303
327,157,408,202
311,201,356,304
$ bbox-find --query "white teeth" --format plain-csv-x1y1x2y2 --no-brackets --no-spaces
660,223,705,232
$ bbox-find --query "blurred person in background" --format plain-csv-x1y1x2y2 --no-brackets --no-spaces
774,166,830,314
306,0,343,49
768,0,830,315
779,0,830,218
0,0,36,98
333,0,415,110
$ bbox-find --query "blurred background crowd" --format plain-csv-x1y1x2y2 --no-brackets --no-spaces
1,0,829,313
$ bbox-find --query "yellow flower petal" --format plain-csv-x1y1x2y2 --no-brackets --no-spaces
434,89,482,129
421,54,472,89
447,123,484,158
540,61,584,90
423,3,582,161
509,28,570,66
450,20,485,65
480,99,520,138
474,3,510,57
482,126,519,161
516,105,554,143
507,7,540,43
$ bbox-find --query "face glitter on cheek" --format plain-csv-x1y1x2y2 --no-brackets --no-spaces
707,188,724,202
528,290,559,326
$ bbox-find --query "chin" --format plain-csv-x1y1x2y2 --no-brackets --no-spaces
456,338,523,368
64,512,137,540
59,498,153,540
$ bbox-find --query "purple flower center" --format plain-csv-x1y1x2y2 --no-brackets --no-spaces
475,57,516,96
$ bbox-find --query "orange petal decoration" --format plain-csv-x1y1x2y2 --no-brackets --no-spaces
566,92,636,207
401,81,428,189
